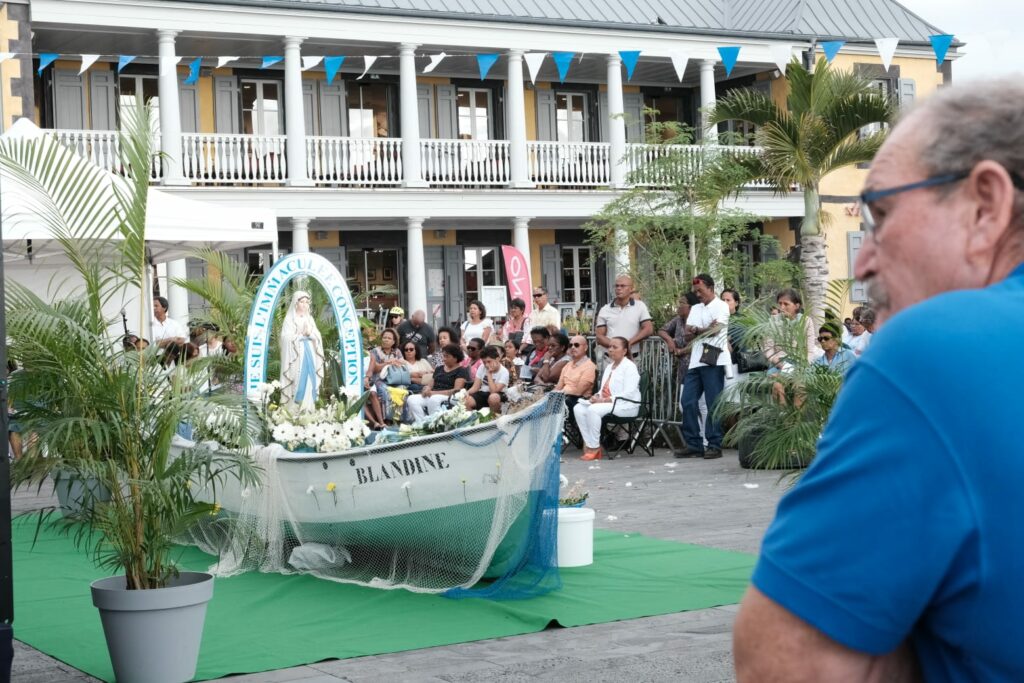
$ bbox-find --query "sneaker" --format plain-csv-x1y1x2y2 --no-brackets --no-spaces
703,448,723,459
673,447,703,458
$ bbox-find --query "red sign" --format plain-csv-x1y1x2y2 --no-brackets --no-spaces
501,245,532,315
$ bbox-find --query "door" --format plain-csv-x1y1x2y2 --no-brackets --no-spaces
444,245,465,328
185,258,208,316
540,243,562,304
241,79,283,135
53,70,86,129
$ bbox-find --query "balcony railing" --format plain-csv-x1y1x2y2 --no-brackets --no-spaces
181,133,287,183
527,141,612,187
308,136,403,186
420,139,511,186
51,129,162,181
626,143,772,189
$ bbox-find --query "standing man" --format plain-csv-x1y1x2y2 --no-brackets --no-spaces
679,274,729,459
734,80,1024,680
397,309,436,358
595,275,654,365
530,286,561,334
151,296,187,348
658,292,703,457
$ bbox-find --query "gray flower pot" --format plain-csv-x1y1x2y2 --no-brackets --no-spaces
91,572,213,683
53,473,110,516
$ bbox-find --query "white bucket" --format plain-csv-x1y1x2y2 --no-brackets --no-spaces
557,506,595,567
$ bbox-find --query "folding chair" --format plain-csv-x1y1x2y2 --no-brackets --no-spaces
600,371,654,458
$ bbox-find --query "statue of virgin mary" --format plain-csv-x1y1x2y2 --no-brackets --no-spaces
280,291,325,411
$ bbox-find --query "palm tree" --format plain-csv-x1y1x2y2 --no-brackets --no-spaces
707,58,896,320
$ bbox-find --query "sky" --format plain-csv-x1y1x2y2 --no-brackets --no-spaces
896,0,1024,81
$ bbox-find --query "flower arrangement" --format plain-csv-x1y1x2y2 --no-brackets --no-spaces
256,383,372,453
559,477,590,507
394,390,488,439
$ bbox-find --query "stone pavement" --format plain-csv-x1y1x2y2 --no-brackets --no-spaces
10,446,789,682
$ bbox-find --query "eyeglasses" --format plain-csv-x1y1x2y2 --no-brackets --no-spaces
817,336,834,343
858,171,974,235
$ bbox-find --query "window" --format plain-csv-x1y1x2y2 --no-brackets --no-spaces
464,247,498,306
556,93,588,142
560,246,595,305
348,83,391,138
241,80,282,135
119,75,159,131
860,79,894,138
643,93,691,141
456,88,492,140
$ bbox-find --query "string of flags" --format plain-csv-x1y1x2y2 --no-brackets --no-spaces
17,35,958,85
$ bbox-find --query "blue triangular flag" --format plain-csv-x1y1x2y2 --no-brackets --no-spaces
821,40,845,63
37,53,59,75
552,52,575,83
184,57,201,85
324,55,345,84
117,55,136,73
476,53,499,80
717,46,740,77
929,34,954,66
261,55,283,69
619,50,641,80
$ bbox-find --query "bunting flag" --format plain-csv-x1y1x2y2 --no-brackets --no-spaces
669,52,689,82
261,56,283,69
358,55,376,79
523,52,546,85
874,38,899,72
423,52,446,73
0,52,12,66
821,40,845,63
717,46,740,77
619,50,641,80
768,44,793,74
216,56,238,69
37,53,59,75
78,54,100,75
184,57,202,85
552,51,575,83
324,55,345,84
117,55,136,73
476,53,499,80
929,34,954,66
301,55,323,71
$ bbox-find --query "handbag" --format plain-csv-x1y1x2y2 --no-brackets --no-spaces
737,348,769,374
699,343,722,367
385,365,412,386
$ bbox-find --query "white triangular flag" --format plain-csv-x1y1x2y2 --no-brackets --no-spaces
423,52,446,73
216,56,239,69
358,55,377,79
669,53,689,82
0,53,13,66
158,55,183,77
523,52,546,85
875,38,899,72
78,54,100,75
769,44,793,75
301,56,323,71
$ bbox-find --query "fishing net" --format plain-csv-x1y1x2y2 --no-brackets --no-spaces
181,392,565,598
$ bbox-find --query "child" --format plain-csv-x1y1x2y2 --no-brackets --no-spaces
464,346,509,413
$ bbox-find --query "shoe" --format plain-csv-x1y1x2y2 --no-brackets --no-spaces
580,448,604,461
673,447,703,458
703,448,723,459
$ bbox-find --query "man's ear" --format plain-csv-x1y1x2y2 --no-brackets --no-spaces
965,161,1018,258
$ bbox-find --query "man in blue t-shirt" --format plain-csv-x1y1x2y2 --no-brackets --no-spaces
734,80,1024,681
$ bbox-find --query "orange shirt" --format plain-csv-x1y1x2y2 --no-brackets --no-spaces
558,357,597,397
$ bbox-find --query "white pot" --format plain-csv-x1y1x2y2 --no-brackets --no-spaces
91,572,213,683
557,506,595,567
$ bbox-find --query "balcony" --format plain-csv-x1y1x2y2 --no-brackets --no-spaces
49,129,768,191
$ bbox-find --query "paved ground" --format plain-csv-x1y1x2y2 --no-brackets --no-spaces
10,445,789,682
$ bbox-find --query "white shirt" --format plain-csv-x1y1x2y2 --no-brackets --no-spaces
151,316,188,344
848,330,872,357
461,318,493,344
531,303,561,331
474,364,509,393
687,297,732,370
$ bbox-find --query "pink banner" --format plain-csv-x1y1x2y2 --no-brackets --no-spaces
501,245,532,315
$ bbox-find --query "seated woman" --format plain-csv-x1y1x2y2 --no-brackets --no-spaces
405,344,471,423
517,326,550,383
401,342,434,392
365,328,402,429
764,289,820,404
464,346,509,413
572,336,640,461
531,332,571,390
428,326,459,369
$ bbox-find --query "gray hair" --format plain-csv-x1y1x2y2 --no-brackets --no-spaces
913,79,1024,222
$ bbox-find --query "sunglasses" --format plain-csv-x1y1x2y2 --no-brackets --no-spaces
817,336,834,342
532,293,543,298
403,347,416,352
569,342,584,348
467,346,480,352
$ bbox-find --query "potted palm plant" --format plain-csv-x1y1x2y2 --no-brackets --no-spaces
5,100,260,683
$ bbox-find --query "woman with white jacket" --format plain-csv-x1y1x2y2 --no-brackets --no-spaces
573,336,641,461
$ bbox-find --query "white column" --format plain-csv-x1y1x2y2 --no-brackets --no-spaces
166,259,190,325
506,49,533,188
156,29,186,186
399,43,427,188
291,217,310,254
284,36,312,187
700,59,718,142
512,216,532,285
606,53,627,188
406,217,428,314
615,230,630,275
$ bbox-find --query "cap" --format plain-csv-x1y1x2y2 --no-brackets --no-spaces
389,306,405,317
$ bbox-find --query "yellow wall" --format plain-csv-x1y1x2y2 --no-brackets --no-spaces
423,228,456,246
0,6,22,126
309,230,340,248
763,218,796,252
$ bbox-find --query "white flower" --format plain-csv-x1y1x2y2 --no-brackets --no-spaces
478,407,491,418
559,474,569,488
401,481,411,490
306,485,315,495
240,488,252,499
270,380,282,390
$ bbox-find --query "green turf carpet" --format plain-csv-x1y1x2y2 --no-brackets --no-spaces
12,515,755,681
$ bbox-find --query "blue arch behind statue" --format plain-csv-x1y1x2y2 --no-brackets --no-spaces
244,252,364,399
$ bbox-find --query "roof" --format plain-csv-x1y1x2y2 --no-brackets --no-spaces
188,0,949,45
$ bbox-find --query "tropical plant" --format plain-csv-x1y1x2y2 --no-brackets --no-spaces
707,58,897,320
5,98,261,589
716,279,853,479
